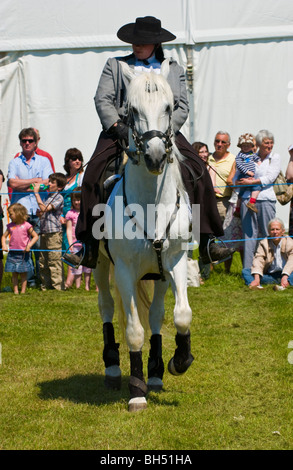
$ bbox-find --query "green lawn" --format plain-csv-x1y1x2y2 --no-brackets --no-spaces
1,253,293,450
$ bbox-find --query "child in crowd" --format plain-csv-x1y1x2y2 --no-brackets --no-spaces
234,133,261,216
1,203,39,294
65,187,95,290
33,172,66,290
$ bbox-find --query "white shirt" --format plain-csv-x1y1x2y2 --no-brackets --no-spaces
134,55,161,75
268,242,285,273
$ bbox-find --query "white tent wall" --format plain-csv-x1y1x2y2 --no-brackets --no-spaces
189,37,293,226
0,45,185,173
1,0,293,228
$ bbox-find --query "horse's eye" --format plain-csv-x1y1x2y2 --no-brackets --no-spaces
166,105,171,114
132,107,138,115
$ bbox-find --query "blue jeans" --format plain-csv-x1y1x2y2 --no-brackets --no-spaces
241,199,276,269
242,268,293,286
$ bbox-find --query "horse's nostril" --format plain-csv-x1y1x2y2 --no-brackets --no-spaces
144,153,166,174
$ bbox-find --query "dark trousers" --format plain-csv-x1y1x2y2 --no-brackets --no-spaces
76,131,223,244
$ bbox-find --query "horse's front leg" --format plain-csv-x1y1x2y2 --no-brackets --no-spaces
115,263,147,412
167,254,194,376
93,252,121,390
147,279,169,391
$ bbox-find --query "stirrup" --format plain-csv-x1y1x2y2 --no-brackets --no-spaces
206,238,232,265
61,242,85,269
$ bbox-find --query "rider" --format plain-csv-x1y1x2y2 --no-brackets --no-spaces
63,16,234,269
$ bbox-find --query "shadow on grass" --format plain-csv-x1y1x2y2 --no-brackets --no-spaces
37,373,180,407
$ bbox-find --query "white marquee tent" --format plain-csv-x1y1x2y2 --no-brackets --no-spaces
1,0,293,225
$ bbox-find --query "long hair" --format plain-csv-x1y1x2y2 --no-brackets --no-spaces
192,141,209,155
155,44,165,63
63,148,84,175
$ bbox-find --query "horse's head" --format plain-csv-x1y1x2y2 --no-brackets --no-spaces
121,60,174,175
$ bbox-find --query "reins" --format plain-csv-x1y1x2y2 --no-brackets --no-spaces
122,156,181,282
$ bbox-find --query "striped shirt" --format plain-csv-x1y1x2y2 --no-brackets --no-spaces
236,151,261,177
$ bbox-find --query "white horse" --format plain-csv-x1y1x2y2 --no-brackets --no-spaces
93,60,194,412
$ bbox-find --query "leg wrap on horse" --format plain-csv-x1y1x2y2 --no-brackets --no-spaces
168,331,194,376
103,322,120,368
129,351,147,398
148,334,164,380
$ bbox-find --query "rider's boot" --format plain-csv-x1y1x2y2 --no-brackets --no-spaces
62,238,99,269
199,234,235,265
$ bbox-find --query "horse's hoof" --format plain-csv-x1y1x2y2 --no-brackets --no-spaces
168,354,194,376
128,397,147,412
105,365,121,390
168,358,181,376
147,377,163,392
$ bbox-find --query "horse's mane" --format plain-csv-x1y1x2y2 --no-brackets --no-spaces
126,70,188,201
127,71,173,106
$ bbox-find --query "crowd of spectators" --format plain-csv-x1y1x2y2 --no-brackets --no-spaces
1,125,293,293
0,128,97,293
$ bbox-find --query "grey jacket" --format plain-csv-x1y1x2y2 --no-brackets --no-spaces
94,54,189,134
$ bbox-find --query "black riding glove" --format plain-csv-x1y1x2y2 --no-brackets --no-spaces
108,120,129,142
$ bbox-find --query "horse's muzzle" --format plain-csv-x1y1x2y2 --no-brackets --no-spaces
144,153,167,174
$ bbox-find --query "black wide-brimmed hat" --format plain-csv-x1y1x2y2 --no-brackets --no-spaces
117,16,176,45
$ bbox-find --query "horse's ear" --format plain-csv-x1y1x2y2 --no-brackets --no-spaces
120,61,136,83
160,59,170,79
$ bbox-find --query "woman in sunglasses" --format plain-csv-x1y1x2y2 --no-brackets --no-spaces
61,148,84,286
62,148,84,228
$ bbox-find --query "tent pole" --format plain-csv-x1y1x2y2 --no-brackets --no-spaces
186,45,194,144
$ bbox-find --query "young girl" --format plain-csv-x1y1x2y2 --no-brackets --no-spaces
1,203,39,294
65,187,96,291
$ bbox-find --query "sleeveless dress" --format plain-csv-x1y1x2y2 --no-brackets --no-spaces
62,172,83,252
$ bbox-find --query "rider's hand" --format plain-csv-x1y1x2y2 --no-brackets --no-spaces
109,120,129,142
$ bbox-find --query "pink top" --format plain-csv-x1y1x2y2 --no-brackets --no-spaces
65,209,82,249
7,221,32,250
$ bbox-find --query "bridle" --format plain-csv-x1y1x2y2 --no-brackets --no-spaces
126,106,174,165
122,105,181,281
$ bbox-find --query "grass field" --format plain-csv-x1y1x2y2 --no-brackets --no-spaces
1,253,293,450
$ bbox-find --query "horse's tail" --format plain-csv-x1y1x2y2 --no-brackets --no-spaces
114,278,153,342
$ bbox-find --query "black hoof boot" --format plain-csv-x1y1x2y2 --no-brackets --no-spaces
103,322,121,390
147,334,164,391
128,351,147,412
168,331,194,376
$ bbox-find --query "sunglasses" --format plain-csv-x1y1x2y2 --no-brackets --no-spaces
215,139,229,144
21,138,35,144
70,156,82,161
